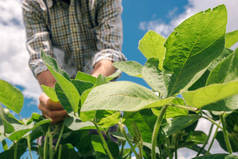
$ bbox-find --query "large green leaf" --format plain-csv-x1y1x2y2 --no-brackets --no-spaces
163,5,227,96
163,114,199,136
64,116,95,131
47,65,80,113
71,80,94,95
225,30,238,48
75,71,96,84
193,154,238,159
41,85,59,102
41,51,69,79
152,98,188,118
208,48,233,71
138,30,166,70
0,80,24,114
204,49,238,111
81,81,173,112
182,80,238,108
113,61,143,78
142,58,170,98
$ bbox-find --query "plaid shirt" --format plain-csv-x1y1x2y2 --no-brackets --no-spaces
22,0,126,78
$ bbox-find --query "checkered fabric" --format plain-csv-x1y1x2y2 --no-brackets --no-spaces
22,0,126,77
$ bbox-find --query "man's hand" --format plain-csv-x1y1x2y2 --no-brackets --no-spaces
37,70,66,123
91,60,116,77
38,93,67,123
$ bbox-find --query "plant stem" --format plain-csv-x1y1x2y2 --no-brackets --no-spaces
207,123,220,153
119,122,140,159
173,104,198,112
202,115,222,129
196,124,214,156
43,127,49,159
49,129,54,159
221,114,232,154
151,105,168,159
58,144,62,159
55,124,64,151
93,122,114,159
14,141,18,159
120,140,126,158
27,135,33,159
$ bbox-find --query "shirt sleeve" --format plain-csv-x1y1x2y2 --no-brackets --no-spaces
22,0,53,77
92,0,127,67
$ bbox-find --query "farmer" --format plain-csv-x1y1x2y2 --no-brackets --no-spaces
22,0,126,123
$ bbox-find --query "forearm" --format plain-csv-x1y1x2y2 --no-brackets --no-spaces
91,60,116,77
37,70,56,87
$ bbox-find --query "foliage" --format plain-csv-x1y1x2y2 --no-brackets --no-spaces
1,4,238,159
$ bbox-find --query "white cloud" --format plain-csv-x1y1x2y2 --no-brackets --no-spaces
0,0,41,99
139,0,238,37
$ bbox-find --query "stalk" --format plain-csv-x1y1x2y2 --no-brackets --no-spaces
27,135,33,159
120,140,126,157
151,105,168,159
93,122,114,159
58,144,62,159
202,116,222,129
49,130,54,159
14,141,18,159
43,128,49,159
207,123,220,153
118,122,140,159
55,124,64,150
173,104,198,112
196,124,214,156
221,114,232,153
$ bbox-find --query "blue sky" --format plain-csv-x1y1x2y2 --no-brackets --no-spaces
0,0,238,158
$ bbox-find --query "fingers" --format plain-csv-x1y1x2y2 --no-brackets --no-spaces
38,93,67,124
39,93,63,110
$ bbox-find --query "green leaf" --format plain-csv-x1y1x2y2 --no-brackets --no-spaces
41,85,59,102
75,71,96,84
64,116,95,131
163,114,199,136
113,61,143,78
41,51,70,79
208,48,233,71
216,131,238,152
193,154,238,159
225,110,238,133
204,49,238,111
55,83,72,113
182,80,238,108
0,80,24,114
142,58,170,97
152,98,188,118
94,74,108,87
91,135,106,154
124,109,157,143
47,65,80,113
8,119,50,141
106,70,122,81
163,5,227,96
97,112,121,129
138,30,166,70
225,30,238,48
71,80,94,95
185,131,207,145
81,81,173,112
